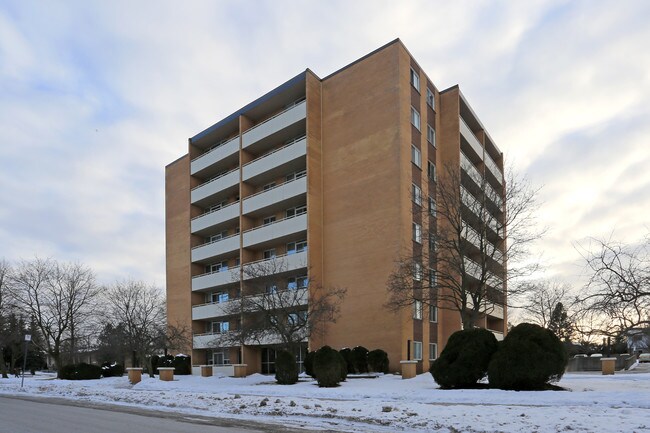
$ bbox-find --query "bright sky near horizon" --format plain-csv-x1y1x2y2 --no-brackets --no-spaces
1,1,649,289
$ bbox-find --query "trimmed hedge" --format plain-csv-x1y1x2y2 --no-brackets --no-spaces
339,348,353,374
155,354,192,375
488,323,568,390
59,363,102,380
304,350,316,378
101,362,125,377
275,350,299,385
351,346,369,373
430,328,498,389
367,349,389,373
314,346,346,387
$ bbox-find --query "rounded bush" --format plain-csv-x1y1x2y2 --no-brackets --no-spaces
314,346,345,387
367,349,389,373
173,355,192,375
338,351,348,382
275,350,299,385
488,323,568,390
351,346,369,373
430,328,498,389
59,363,102,380
338,348,353,374
101,362,125,377
304,350,316,378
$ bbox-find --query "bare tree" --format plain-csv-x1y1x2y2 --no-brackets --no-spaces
517,280,573,328
386,165,543,330
575,235,650,338
0,259,11,378
219,260,346,354
8,258,99,376
103,280,166,377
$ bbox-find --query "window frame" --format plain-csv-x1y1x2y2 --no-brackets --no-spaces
413,262,423,281
410,107,421,131
413,299,423,320
427,125,436,147
426,88,435,109
429,343,438,361
428,161,436,182
412,184,422,206
428,197,437,217
412,222,422,244
411,145,422,168
263,215,276,226
429,305,438,323
413,341,423,361
410,68,420,92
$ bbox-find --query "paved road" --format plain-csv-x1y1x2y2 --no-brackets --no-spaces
0,396,314,433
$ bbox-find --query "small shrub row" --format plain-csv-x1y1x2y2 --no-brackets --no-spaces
151,354,192,375
101,362,125,377
59,363,102,380
429,323,568,391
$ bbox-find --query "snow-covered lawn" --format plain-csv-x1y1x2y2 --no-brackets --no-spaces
1,370,649,432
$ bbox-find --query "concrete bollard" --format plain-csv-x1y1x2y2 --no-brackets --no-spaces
126,368,143,385
200,365,213,377
232,364,248,378
400,360,418,379
601,358,616,375
158,367,175,381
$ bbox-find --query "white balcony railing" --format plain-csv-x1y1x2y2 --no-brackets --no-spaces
191,233,240,262
242,250,308,279
242,136,306,182
192,266,240,291
484,152,503,186
460,152,483,186
242,100,307,148
463,256,503,290
242,213,307,248
192,299,240,321
242,175,307,215
460,116,484,160
462,222,504,265
193,331,233,349
460,186,502,238
190,136,239,175
191,201,240,234
191,168,239,204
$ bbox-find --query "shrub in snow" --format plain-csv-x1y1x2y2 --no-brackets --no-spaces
304,350,316,378
488,323,568,390
314,346,346,387
59,363,102,380
430,328,498,389
339,348,353,374
173,354,192,375
101,362,125,377
351,346,369,373
275,350,299,385
368,349,389,373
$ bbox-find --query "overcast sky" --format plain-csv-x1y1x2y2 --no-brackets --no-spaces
1,0,649,288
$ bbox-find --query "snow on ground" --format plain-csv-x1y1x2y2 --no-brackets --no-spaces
1,370,649,432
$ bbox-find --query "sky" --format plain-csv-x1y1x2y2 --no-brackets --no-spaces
1,0,649,289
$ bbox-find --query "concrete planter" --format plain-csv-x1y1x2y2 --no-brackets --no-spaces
158,367,175,381
126,368,143,384
400,360,418,379
200,365,213,377
232,364,248,378
601,358,616,375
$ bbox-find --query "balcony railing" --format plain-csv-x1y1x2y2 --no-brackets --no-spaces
242,213,307,248
460,116,484,160
191,233,240,262
190,167,239,204
190,136,239,176
484,152,503,185
242,250,308,279
191,266,241,291
190,201,240,234
192,298,240,321
242,100,307,148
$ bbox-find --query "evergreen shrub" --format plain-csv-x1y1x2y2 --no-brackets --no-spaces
173,355,192,375
338,348,353,374
101,362,125,377
351,346,369,373
59,363,102,380
367,349,389,373
314,346,346,387
430,328,498,389
488,323,568,390
275,350,299,385
304,350,316,378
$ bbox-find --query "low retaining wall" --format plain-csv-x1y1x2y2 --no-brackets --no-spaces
566,354,631,372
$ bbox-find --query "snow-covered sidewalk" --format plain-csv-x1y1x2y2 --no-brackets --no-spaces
1,371,649,432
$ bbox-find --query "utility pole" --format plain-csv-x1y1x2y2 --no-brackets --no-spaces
21,334,31,387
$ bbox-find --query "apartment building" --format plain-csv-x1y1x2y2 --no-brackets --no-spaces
165,39,506,376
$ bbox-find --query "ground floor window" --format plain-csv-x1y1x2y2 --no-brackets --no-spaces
262,348,276,374
207,349,231,366
413,341,423,361
429,343,438,361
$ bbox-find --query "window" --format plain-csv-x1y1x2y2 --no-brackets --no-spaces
207,261,228,273
263,215,276,226
209,200,227,212
412,184,422,206
286,205,307,218
410,107,421,131
413,262,422,281
287,275,307,290
427,125,436,146
210,321,229,334
426,88,435,109
429,343,438,360
411,145,421,168
410,68,420,91
429,269,437,288
209,230,228,243
428,197,437,217
209,292,229,304
414,300,423,320
413,222,422,244
428,161,436,181
266,283,278,294
287,240,307,255
429,305,438,323
429,234,436,252
413,341,423,361
288,311,307,326
263,249,276,259
212,350,230,366
263,182,276,191
286,169,306,182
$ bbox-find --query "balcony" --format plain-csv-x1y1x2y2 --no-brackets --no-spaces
193,332,233,349
460,152,483,186
191,168,239,205
462,222,504,265
242,176,307,215
464,257,503,290
192,299,239,321
484,152,503,186
243,250,308,279
191,201,240,234
191,234,240,263
243,136,306,182
461,187,502,238
242,101,307,149
191,136,239,176
460,116,484,160
242,213,307,249
192,267,240,291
